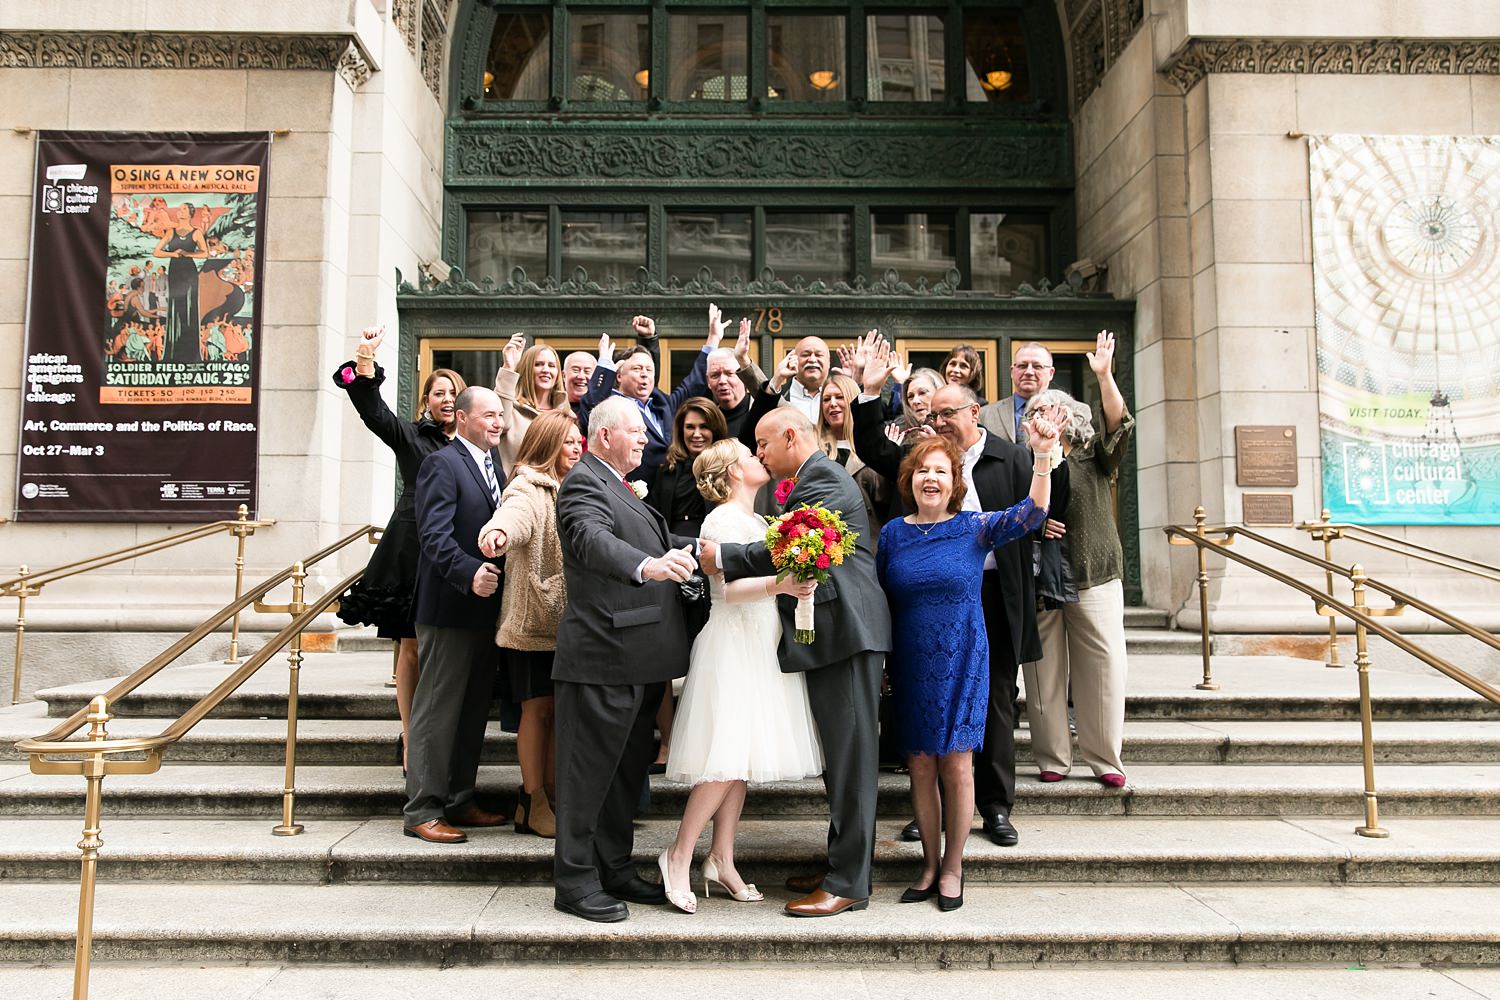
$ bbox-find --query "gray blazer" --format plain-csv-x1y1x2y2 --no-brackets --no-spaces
553,453,694,685
978,394,1021,443
719,451,892,673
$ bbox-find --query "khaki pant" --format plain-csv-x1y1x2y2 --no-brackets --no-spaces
1022,578,1127,777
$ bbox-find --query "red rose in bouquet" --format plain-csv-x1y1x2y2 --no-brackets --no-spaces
763,503,858,644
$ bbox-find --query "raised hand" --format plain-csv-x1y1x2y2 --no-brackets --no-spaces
357,326,384,353
597,332,616,363
501,332,526,371
632,315,656,339
733,317,753,366
1025,413,1061,454
891,351,912,384
1087,329,1115,377
835,343,857,379
771,349,799,390
707,303,729,348
861,336,897,397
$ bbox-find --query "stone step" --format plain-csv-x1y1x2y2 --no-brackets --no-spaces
5,962,1498,1000
3,763,1498,819
33,653,1500,721
1,815,1494,886
2,881,1499,966
8,715,1500,766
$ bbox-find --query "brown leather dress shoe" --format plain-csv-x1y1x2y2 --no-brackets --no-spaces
784,871,825,894
403,818,467,843
447,804,508,828
785,888,869,918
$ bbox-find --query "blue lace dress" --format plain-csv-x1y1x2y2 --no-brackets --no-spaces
878,501,1046,756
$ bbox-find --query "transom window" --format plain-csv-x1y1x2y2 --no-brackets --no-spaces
477,5,1037,112
465,206,1047,291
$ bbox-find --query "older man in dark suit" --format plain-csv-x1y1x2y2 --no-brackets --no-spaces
403,386,510,843
575,315,718,482
552,395,700,922
702,407,892,917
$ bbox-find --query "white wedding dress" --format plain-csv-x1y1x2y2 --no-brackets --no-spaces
665,503,824,785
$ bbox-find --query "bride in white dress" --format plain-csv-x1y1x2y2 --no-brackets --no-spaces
659,439,824,914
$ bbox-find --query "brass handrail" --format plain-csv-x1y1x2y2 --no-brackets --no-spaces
2,505,275,705
1299,508,1500,666
1166,506,1500,841
13,523,379,1000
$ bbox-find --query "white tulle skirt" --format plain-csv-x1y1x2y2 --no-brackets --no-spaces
664,602,824,785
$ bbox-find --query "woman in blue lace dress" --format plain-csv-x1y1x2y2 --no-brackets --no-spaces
877,424,1058,910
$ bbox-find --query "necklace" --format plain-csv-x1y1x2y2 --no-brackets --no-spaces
909,515,951,537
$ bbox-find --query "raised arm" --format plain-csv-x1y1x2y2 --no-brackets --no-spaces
333,327,419,455
1088,329,1127,435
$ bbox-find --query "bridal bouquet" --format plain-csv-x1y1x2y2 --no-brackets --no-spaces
764,504,858,644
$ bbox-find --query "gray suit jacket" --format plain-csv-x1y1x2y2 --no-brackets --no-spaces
978,394,1021,443
553,453,694,685
719,451,892,673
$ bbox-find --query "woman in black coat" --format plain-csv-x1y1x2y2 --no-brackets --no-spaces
332,325,465,772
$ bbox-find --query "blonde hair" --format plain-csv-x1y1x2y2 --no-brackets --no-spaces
516,343,570,414
817,373,860,457
692,439,742,505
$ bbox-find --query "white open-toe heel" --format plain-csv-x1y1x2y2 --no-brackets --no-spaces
702,855,763,902
658,850,697,914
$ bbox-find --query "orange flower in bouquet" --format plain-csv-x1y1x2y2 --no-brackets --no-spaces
764,503,858,643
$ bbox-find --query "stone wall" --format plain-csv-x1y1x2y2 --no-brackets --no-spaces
0,3,446,693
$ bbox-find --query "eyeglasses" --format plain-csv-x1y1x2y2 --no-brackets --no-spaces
1011,360,1052,371
925,404,977,424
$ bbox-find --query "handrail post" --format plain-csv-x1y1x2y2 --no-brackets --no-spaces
72,695,113,1000
273,561,307,837
224,504,257,665
1316,509,1344,669
1193,507,1218,691
1350,565,1389,839
11,564,32,706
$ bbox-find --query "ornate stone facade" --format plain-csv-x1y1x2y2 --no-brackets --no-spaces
1162,38,1500,93
0,31,372,83
1061,0,1145,108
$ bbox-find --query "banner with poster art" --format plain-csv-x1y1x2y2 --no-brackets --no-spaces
16,131,269,522
1309,135,1500,525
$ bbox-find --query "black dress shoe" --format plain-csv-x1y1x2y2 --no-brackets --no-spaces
899,882,937,904
982,811,1019,847
899,819,920,842
604,875,667,905
937,874,965,912
555,891,629,923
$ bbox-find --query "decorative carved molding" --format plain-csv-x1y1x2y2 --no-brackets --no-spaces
1064,0,1145,109
0,31,367,73
398,264,967,298
1162,38,1500,92
447,125,1071,187
335,41,374,90
393,0,420,56
419,0,448,100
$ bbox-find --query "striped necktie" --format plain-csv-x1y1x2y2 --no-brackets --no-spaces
482,453,500,506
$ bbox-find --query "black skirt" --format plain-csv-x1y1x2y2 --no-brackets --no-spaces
336,508,418,640
504,647,555,702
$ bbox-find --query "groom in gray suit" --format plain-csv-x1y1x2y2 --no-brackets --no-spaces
702,408,892,916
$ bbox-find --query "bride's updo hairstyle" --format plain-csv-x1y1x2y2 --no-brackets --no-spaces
693,439,742,504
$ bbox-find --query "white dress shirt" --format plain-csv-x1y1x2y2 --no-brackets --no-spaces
959,430,999,572
783,378,822,423
455,434,499,502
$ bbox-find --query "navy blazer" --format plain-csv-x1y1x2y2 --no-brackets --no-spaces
412,437,506,630
576,348,710,481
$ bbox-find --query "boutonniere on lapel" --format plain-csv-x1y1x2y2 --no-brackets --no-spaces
629,480,649,500
774,477,798,506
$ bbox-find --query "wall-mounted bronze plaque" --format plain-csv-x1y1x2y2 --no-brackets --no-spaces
1235,425,1298,486
1242,493,1295,526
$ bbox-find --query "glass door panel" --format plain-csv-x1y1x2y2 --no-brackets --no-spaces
894,337,1000,402
419,336,598,398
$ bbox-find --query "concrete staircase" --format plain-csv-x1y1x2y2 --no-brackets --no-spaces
1,613,1499,991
